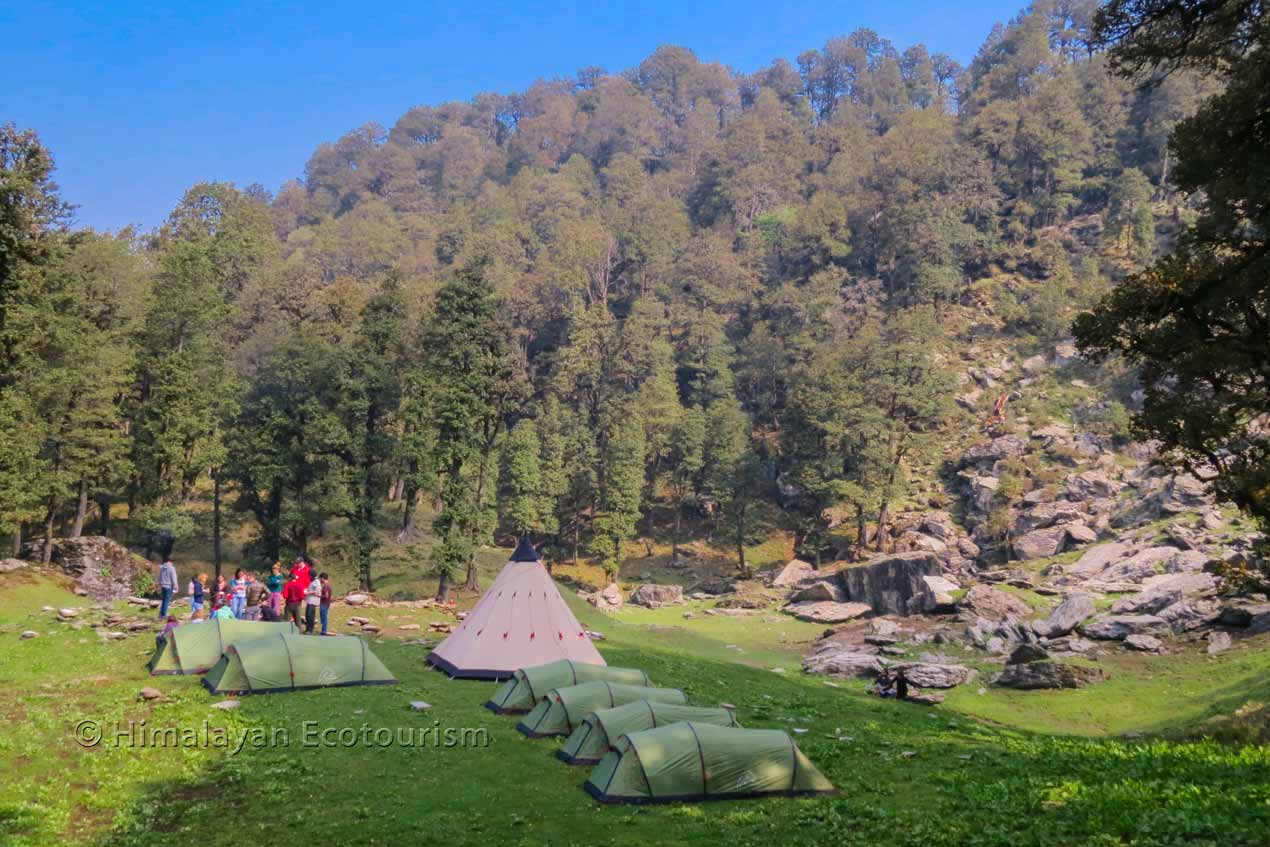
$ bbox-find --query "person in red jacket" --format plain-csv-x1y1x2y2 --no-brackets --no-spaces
289,556,313,619
282,574,305,629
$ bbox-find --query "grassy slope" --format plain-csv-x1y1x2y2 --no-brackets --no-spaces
2,571,1269,847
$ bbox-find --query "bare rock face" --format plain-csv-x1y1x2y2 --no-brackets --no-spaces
1033,593,1096,638
996,661,1107,690
1206,631,1232,654
838,551,943,616
784,601,872,624
769,559,817,588
1124,634,1163,652
1012,526,1070,560
801,645,882,678
629,583,683,608
960,435,1028,468
20,536,151,601
957,585,1031,622
1008,643,1050,664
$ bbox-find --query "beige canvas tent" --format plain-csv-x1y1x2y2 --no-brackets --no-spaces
427,538,604,679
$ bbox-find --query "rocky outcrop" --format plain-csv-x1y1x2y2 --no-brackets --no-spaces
838,551,943,616
0,558,28,574
19,536,151,600
996,661,1106,690
1032,593,1096,638
629,584,684,608
789,580,846,603
959,435,1027,468
1008,643,1049,664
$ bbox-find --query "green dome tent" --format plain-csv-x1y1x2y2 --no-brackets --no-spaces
516,681,687,737
486,659,652,714
558,700,739,765
202,634,397,695
585,722,836,804
148,618,298,675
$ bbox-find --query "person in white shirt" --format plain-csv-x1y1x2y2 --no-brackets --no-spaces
303,576,322,634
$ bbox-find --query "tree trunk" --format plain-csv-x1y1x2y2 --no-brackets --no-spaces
70,480,89,538
42,497,56,566
734,510,749,578
12,524,21,557
212,470,223,582
464,442,496,592
397,467,419,542
672,501,682,563
436,569,451,602
97,498,111,537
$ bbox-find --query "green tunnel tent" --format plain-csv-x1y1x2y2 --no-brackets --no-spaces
558,700,740,765
585,722,836,804
486,659,652,714
516,681,688,738
147,618,298,675
202,633,397,695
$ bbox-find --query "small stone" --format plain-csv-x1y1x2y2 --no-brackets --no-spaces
409,701,432,711
345,593,370,606
720,703,737,710
1124,634,1163,652
107,632,127,640
57,608,78,619
361,624,381,634
1206,631,1232,655
792,728,808,734
211,700,240,710
900,751,917,758
397,624,421,631
139,686,163,701
20,630,38,639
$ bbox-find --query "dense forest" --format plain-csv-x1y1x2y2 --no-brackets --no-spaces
2,0,1261,596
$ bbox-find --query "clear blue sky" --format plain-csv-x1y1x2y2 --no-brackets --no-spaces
5,1,1025,232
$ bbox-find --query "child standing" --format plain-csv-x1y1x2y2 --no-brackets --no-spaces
189,573,206,617
266,563,284,616
319,572,332,635
229,569,248,619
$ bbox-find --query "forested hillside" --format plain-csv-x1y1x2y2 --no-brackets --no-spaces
0,0,1234,596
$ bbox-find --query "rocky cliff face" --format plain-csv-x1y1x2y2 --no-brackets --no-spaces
19,536,152,600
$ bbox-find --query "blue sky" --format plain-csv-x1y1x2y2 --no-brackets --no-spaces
5,1,1025,232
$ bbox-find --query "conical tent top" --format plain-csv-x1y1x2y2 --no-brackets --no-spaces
510,537,540,562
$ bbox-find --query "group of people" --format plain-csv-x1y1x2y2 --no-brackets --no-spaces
871,669,910,700
156,555,334,637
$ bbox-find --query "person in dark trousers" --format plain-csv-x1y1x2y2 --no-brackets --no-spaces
257,593,281,622
318,572,332,635
157,558,178,618
282,574,305,629
895,670,909,701
303,573,321,634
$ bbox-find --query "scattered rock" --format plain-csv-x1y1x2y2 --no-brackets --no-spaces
897,663,975,689
789,580,846,603
1123,634,1163,652
409,701,432,712
907,692,945,706
139,686,163,701
0,558,28,573
958,585,1032,621
629,583,684,608
211,700,240,710
344,593,370,606
1033,593,1096,638
802,646,883,678
398,624,421,631
996,661,1107,690
585,582,624,612
361,624,382,634
1007,644,1050,664
20,630,38,639
1012,526,1070,560
57,608,79,619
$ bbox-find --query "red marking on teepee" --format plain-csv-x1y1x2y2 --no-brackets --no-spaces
502,632,508,639
530,632,535,640
558,632,563,640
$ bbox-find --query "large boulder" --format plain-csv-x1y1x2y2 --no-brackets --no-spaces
838,551,944,616
957,585,1031,621
629,584,684,608
1066,471,1124,500
1012,526,1070,560
1081,614,1166,641
898,662,976,689
19,536,151,600
1015,501,1084,534
586,583,624,612
996,661,1107,690
769,559,817,588
1008,643,1050,664
1067,542,1134,577
784,601,872,624
0,558,28,574
1033,593,1096,638
802,645,883,678
960,435,1028,468
788,580,846,603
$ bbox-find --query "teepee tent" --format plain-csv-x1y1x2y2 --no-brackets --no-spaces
585,723,836,803
148,618,298,675
486,659,652,714
516,681,688,737
427,538,604,679
202,634,397,695
558,701,739,765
